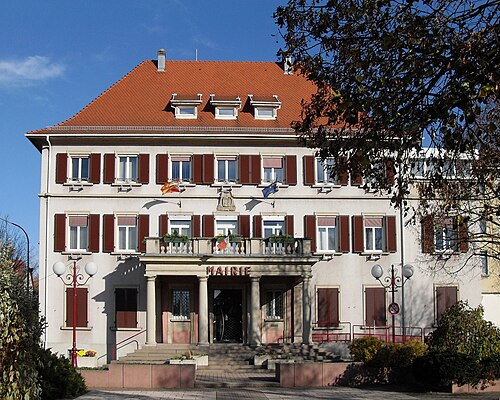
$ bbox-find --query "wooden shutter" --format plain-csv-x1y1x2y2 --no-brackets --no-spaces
365,287,386,326
240,155,260,185
386,215,397,253
89,154,101,184
421,215,435,253
138,154,150,184
159,215,169,237
338,157,349,186
285,155,297,186
192,215,201,237
385,159,395,185
351,170,363,186
115,288,138,328
436,286,458,323
352,215,364,253
88,214,100,253
286,215,294,236
55,153,67,184
138,215,149,253
253,215,262,238
66,287,88,328
103,214,115,253
458,219,469,253
203,154,214,184
54,214,66,252
317,288,339,326
304,215,316,252
202,215,214,237
192,154,203,184
156,154,168,184
239,215,250,238
303,156,315,186
103,154,115,184
339,215,350,253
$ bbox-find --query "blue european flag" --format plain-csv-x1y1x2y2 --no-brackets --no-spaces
262,182,278,198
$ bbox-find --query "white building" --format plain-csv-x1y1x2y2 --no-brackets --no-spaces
27,50,482,363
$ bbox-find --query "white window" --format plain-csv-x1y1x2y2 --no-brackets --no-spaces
68,216,88,251
117,216,137,252
255,107,276,120
263,218,285,238
118,155,138,183
316,158,336,184
480,251,489,276
175,106,197,119
70,156,89,182
435,219,458,251
172,289,190,319
169,216,192,237
266,290,283,319
171,156,192,182
217,156,238,183
263,157,284,183
215,106,238,120
215,217,238,236
364,216,384,252
317,216,337,252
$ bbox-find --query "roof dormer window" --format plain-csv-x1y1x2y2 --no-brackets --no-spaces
210,95,241,120
170,93,203,119
249,94,281,120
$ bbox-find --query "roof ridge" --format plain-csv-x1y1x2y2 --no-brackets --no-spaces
162,60,280,64
55,60,150,127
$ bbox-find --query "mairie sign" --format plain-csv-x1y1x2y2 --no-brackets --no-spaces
206,266,251,276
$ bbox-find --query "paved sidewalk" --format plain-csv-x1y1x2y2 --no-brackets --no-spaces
78,387,500,399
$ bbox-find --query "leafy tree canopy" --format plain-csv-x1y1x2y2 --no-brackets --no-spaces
275,0,500,263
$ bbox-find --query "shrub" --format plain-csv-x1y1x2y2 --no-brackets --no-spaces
38,348,87,400
349,336,384,364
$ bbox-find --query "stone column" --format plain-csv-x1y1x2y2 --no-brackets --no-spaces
302,274,312,344
146,275,157,345
198,276,209,344
249,276,261,345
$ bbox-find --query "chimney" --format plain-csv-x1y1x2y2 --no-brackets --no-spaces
284,56,293,75
157,48,166,72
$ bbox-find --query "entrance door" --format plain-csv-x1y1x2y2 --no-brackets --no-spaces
213,289,243,342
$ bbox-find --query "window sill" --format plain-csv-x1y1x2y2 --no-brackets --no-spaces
111,182,142,187
212,182,242,187
110,326,142,331
61,326,92,331
62,251,92,256
265,318,284,322
64,181,93,187
170,318,191,322
259,183,288,188
361,251,387,256
312,184,341,189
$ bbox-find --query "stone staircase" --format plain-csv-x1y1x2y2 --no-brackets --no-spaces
254,342,341,363
115,343,209,364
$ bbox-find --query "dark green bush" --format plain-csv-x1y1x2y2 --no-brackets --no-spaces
38,348,86,400
349,336,384,364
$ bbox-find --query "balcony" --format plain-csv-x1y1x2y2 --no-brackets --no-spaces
144,237,313,257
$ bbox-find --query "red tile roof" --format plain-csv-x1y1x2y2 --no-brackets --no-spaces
30,60,320,134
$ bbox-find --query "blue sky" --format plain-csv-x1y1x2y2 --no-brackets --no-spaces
0,0,284,267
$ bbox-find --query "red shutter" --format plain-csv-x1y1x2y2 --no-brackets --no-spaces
421,215,434,253
159,215,169,237
202,215,214,237
285,155,297,186
317,288,339,326
192,215,201,237
203,154,214,184
338,157,349,186
365,287,386,326
286,215,294,236
253,215,262,238
55,153,67,184
192,154,203,184
54,214,66,252
386,216,397,253
240,155,250,184
303,156,315,186
339,215,350,253
89,154,101,184
103,154,115,184
436,286,458,323
251,155,261,184
88,214,100,253
239,215,250,238
156,154,168,184
66,287,88,328
138,215,149,253
458,219,469,253
103,214,115,253
240,155,261,185
351,170,363,186
304,215,316,252
352,215,364,253
385,159,395,185
139,154,150,184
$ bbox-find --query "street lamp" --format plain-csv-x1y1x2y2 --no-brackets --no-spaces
53,258,98,367
371,263,414,343
0,217,31,293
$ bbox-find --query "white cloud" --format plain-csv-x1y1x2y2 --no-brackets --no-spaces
0,56,65,86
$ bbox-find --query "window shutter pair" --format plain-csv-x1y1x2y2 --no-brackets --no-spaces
365,287,386,326
304,155,347,186
317,288,339,326
103,154,149,184
55,153,101,184
66,287,88,327
352,215,397,253
54,214,99,253
421,215,468,253
240,155,261,184
435,286,458,324
115,288,138,329
192,154,214,184
304,215,350,253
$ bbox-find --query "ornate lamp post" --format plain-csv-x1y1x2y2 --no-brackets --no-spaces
53,258,98,367
371,263,414,343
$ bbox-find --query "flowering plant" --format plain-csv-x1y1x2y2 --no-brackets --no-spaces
77,349,97,357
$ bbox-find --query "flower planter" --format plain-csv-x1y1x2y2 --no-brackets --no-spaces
77,356,98,368
169,358,197,369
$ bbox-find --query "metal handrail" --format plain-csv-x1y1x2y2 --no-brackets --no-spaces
111,329,146,360
312,321,352,343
